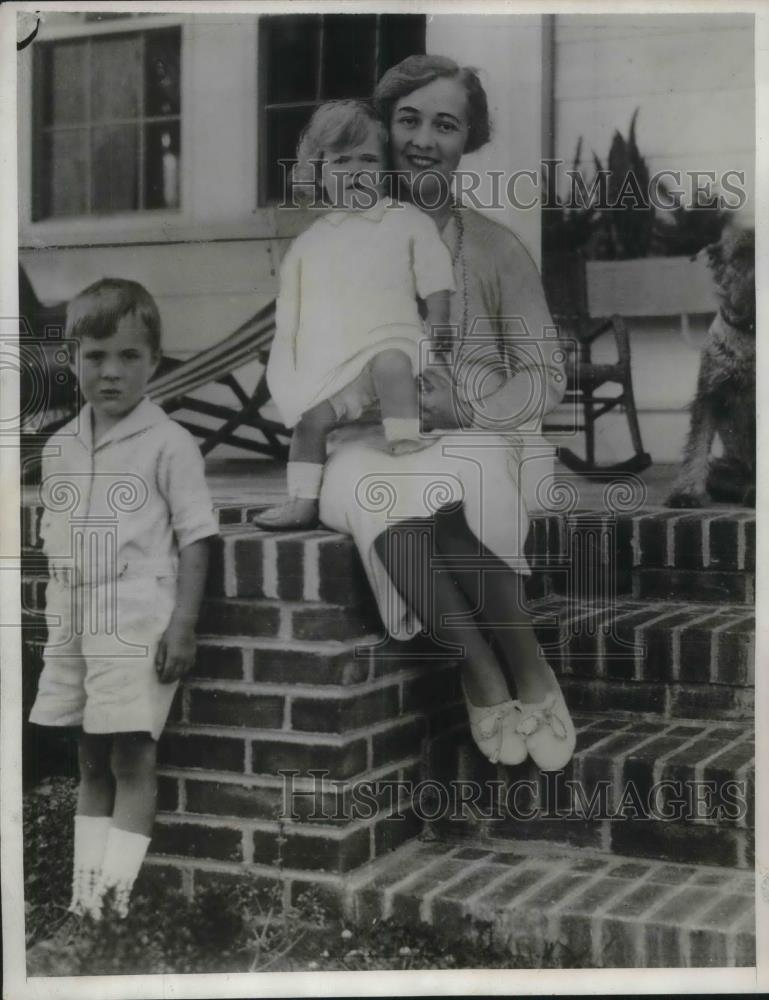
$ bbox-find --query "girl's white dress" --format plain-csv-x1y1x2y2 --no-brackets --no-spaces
267,199,455,428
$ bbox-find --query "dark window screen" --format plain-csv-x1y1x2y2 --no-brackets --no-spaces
258,14,426,204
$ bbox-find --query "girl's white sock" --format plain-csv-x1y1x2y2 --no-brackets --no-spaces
383,417,420,443
287,461,324,500
95,827,152,919
69,815,111,918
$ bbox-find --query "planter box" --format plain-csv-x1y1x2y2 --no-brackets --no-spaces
585,254,719,319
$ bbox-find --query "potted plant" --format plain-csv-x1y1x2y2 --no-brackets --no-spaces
542,109,727,318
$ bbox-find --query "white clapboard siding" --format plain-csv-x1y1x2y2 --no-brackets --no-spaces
556,89,754,164
555,28,752,101
553,14,754,209
556,13,753,43
585,256,719,319
20,239,282,358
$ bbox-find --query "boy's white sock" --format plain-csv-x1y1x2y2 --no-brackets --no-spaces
69,815,111,918
95,827,152,919
287,461,324,500
383,417,420,443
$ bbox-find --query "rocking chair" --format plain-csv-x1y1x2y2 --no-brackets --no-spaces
541,252,651,478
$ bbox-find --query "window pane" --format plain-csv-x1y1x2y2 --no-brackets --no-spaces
144,121,181,209
46,40,88,125
377,15,426,78
91,34,142,122
264,105,316,203
42,129,88,217
145,27,181,117
91,124,139,213
263,15,320,103
321,15,376,99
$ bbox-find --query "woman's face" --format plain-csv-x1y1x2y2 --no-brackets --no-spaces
390,76,469,195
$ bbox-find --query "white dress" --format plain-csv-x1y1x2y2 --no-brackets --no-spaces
319,207,567,639
266,199,455,428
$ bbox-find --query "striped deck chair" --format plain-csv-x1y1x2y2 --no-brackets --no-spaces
147,298,288,458
19,264,289,480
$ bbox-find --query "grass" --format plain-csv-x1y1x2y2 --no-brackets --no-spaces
24,776,587,975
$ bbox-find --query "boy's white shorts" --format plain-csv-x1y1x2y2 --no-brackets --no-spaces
29,574,178,741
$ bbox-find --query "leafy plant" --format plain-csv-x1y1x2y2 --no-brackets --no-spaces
543,108,730,260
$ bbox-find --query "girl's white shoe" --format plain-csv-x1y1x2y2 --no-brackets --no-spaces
461,679,528,766
512,689,576,771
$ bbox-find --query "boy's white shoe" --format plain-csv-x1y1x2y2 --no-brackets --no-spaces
94,827,151,919
68,815,111,920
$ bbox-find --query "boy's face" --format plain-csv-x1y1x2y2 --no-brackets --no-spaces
73,313,158,425
321,122,384,210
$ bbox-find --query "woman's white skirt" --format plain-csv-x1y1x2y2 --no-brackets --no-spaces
320,428,555,640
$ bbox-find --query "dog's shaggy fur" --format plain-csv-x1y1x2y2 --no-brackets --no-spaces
666,226,755,508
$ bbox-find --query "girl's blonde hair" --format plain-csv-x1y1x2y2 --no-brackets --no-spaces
292,100,387,205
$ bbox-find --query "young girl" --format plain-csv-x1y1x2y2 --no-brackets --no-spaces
253,100,455,531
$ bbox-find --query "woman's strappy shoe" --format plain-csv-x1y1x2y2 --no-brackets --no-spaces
511,689,576,771
461,679,527,766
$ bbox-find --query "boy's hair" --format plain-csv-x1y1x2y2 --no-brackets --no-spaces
292,100,387,205
65,278,162,355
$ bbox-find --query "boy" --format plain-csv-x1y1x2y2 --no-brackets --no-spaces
29,278,218,919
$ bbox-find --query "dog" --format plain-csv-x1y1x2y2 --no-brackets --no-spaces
666,225,755,508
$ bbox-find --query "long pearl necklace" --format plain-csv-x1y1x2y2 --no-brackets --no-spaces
448,204,469,342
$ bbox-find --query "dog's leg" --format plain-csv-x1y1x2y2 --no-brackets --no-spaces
666,356,719,508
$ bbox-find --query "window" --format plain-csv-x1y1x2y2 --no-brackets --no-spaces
258,14,426,204
32,26,181,220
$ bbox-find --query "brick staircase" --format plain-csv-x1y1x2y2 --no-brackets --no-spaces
20,499,755,966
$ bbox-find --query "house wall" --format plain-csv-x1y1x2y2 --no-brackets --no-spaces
548,13,754,465
18,13,747,464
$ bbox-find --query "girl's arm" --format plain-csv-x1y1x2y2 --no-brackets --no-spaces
156,538,211,683
266,243,303,426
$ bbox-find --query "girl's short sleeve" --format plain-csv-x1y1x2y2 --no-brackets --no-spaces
406,207,456,299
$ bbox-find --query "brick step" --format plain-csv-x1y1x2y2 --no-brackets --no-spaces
197,596,381,642
206,526,371,607
347,838,755,968
427,714,754,869
531,595,754,719
532,508,754,605
21,505,755,609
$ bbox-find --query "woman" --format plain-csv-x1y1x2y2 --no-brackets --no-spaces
320,55,574,770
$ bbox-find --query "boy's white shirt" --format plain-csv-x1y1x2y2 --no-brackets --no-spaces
39,397,218,586
267,198,455,428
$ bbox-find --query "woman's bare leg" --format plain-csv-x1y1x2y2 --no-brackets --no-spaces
431,504,558,704
374,521,511,706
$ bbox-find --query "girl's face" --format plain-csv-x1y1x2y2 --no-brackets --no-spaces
321,122,384,209
390,76,470,199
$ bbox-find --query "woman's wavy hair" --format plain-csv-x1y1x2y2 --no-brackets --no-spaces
374,54,491,155
291,100,388,205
